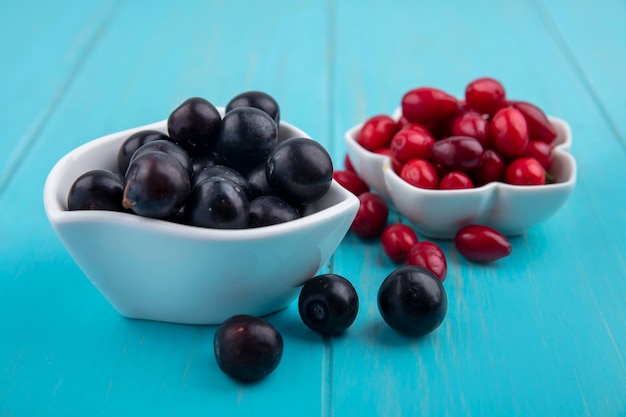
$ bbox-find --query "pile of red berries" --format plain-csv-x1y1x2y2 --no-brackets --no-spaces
355,77,558,189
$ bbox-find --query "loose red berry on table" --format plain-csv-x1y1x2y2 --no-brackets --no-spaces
399,159,439,189
351,192,389,238
505,157,546,186
357,115,400,152
406,241,448,282
439,171,474,190
333,170,369,196
465,77,507,116
381,223,419,263
454,224,512,263
491,107,529,159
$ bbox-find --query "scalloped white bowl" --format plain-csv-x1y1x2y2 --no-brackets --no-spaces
345,114,576,239
44,114,359,325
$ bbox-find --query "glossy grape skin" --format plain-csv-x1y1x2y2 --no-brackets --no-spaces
225,91,281,125
298,274,359,336
216,107,278,172
130,139,192,176
191,164,251,198
67,169,125,212
248,195,301,228
377,265,448,337
245,163,275,199
214,315,283,383
117,130,169,174
122,152,190,219
167,97,221,158
185,177,249,229
266,137,333,205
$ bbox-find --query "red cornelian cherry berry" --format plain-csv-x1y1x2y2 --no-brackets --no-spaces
351,192,389,238
400,159,439,189
491,107,529,159
525,140,553,170
465,77,507,116
454,224,512,263
451,111,491,148
381,223,419,263
389,125,435,163
357,115,400,152
439,171,474,190
505,157,546,186
373,148,404,174
333,170,369,196
431,136,484,173
509,101,557,144
471,149,506,186
401,87,459,125
406,241,448,282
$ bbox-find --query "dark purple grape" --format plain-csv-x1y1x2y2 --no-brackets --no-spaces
431,136,483,172
191,165,250,199
130,140,192,176
67,169,125,212
245,163,275,199
122,151,190,219
248,196,300,228
167,97,221,158
191,153,225,177
298,274,359,335
185,177,249,229
214,315,283,383
117,130,169,174
216,107,277,172
225,91,280,125
377,265,447,337
266,137,333,205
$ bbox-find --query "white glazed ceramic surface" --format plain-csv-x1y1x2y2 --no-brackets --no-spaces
44,115,359,325
345,114,576,239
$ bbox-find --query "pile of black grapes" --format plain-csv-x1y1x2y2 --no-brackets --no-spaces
67,92,334,229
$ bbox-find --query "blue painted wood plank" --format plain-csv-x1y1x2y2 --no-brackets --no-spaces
0,0,121,193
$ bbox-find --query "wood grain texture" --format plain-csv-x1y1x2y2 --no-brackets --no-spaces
1,0,625,416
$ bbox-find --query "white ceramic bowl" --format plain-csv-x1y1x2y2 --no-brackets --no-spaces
44,114,359,325
345,113,576,239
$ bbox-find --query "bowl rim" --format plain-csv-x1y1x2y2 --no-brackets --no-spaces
44,118,360,242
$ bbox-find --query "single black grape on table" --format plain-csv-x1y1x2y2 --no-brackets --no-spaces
298,274,359,336
214,315,283,383
377,265,448,337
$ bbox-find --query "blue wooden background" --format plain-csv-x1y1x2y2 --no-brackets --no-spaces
1,0,625,416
